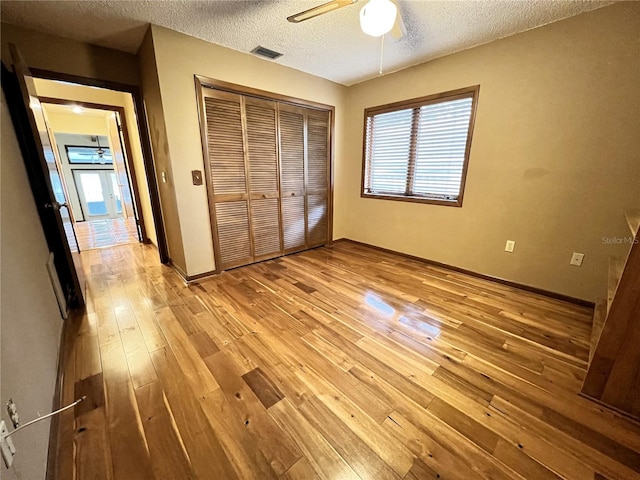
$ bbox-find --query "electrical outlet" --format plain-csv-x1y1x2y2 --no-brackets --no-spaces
570,252,585,266
0,421,15,468
505,240,515,253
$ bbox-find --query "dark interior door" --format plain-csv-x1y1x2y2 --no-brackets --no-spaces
2,44,85,308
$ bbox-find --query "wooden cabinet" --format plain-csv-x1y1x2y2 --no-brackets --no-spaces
198,81,332,272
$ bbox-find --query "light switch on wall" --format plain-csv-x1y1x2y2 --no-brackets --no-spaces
192,170,203,186
505,240,515,253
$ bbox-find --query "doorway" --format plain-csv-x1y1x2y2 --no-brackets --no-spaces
41,100,146,251
74,170,122,219
3,45,169,313
71,169,140,250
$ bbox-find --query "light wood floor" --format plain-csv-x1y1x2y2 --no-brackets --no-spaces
53,241,640,479
69,217,139,251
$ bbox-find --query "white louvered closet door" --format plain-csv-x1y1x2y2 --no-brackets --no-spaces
203,90,252,270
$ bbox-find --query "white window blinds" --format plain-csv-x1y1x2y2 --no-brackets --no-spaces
363,87,478,206
366,108,414,194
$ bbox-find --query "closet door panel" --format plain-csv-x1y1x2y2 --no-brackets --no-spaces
282,195,306,251
204,94,247,195
251,197,281,258
307,194,328,247
279,106,305,196
203,90,253,269
215,200,251,268
245,97,282,259
279,104,307,252
245,99,279,193
306,110,329,194
305,109,330,246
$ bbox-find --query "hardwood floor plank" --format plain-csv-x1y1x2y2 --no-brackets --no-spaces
403,457,440,480
74,407,113,480
221,339,260,375
269,398,361,480
200,389,278,479
280,456,321,480
134,381,195,479
189,330,220,358
426,397,500,454
75,331,101,381
383,410,484,480
155,306,220,396
492,438,562,480
298,395,402,480
295,363,414,477
204,350,302,475
74,373,105,417
115,308,158,389
99,334,154,479
490,396,640,479
150,347,238,479
241,367,285,409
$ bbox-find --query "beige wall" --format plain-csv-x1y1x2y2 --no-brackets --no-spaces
1,91,63,480
138,29,185,267
340,2,640,301
34,79,158,245
148,25,348,275
1,22,139,86
45,110,109,136
5,4,633,301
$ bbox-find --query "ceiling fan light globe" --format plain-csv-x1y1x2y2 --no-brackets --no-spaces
359,0,397,37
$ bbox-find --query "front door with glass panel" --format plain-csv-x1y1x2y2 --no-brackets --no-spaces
73,170,123,220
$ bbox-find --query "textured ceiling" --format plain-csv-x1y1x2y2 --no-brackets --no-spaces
1,0,612,85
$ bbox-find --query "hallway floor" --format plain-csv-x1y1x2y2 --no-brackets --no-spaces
71,217,139,251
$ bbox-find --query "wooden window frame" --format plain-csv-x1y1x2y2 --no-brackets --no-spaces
360,85,480,208
194,75,335,273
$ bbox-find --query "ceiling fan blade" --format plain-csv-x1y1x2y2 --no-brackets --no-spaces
390,0,404,40
287,0,358,23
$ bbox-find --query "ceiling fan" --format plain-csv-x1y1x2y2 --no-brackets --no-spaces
287,0,404,39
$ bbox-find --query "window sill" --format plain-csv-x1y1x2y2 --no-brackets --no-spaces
361,192,463,207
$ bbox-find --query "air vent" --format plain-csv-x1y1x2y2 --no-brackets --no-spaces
251,46,283,60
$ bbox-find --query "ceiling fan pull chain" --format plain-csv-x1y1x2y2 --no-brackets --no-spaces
379,34,385,75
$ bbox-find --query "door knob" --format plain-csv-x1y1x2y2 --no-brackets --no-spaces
44,201,67,211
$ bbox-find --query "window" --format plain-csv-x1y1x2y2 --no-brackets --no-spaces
65,145,113,164
362,86,479,207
